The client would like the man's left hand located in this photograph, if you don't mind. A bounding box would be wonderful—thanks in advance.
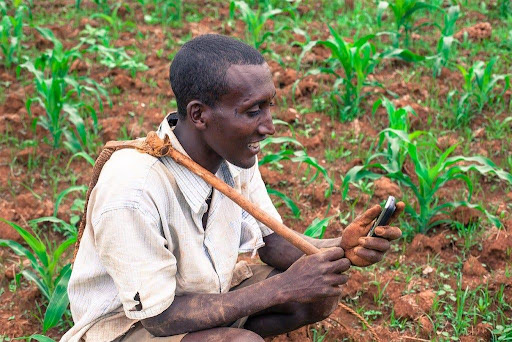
[340,201,404,267]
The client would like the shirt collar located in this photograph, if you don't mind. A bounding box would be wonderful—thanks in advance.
[156,112,240,213]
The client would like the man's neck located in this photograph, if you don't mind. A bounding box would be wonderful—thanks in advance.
[173,120,223,174]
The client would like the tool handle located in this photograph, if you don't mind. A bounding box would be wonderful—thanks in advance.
[167,147,321,255]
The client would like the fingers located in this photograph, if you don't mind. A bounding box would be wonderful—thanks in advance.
[389,201,405,224]
[374,226,402,240]
[330,257,351,273]
[319,247,344,261]
[345,250,372,267]
[325,273,349,287]
[357,237,390,252]
[352,204,382,228]
[354,246,384,264]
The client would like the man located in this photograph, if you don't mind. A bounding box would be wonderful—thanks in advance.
[62,34,403,342]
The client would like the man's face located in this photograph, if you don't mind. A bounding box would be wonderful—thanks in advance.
[204,63,276,169]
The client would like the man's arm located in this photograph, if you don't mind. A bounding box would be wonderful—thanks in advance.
[258,233,341,271]
[141,248,350,336]
[259,202,404,270]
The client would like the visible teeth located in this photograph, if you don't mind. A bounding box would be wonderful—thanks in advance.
[248,142,260,149]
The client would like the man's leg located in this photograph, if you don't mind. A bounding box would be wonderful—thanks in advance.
[121,323,264,342]
[242,270,340,337]
[182,327,264,342]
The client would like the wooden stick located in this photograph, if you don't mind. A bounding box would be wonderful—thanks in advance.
[167,146,321,256]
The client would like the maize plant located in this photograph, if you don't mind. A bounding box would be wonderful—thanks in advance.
[0,3,26,68]
[80,24,148,78]
[229,0,285,50]
[142,0,183,27]
[260,123,334,218]
[377,0,440,47]
[0,218,75,333]
[448,57,510,126]
[432,5,460,78]
[343,99,512,235]
[23,27,110,153]
[300,26,424,121]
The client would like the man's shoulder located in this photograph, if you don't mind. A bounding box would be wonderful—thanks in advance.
[90,148,175,214]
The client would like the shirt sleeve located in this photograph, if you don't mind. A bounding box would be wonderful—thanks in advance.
[239,164,281,252]
[93,206,177,320]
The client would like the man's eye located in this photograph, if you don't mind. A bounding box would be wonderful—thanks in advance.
[247,110,261,117]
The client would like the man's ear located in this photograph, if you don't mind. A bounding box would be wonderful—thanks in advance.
[186,100,211,130]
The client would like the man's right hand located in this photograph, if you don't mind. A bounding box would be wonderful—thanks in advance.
[274,247,350,304]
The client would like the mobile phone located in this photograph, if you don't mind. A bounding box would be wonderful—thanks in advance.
[367,196,396,237]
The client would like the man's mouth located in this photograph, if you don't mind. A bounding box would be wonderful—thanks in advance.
[247,141,261,153]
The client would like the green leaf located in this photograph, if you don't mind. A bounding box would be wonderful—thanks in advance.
[68,151,95,167]
[22,269,50,300]
[0,238,39,270]
[29,334,56,342]
[304,217,332,239]
[266,187,300,218]
[0,218,49,267]
[43,264,72,333]
[53,185,87,217]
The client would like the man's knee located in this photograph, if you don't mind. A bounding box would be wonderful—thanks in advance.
[219,329,264,342]
[183,328,264,342]
[295,296,339,324]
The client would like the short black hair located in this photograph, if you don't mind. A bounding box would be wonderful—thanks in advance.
[169,34,265,118]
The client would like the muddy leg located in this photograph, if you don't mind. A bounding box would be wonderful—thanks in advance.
[182,327,264,342]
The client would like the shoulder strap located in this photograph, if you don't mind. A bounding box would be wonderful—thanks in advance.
[73,139,143,261]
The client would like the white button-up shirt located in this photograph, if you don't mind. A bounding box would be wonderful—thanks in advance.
[61,114,280,342]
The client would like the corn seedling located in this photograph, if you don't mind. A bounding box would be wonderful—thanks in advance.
[80,24,148,78]
[498,0,512,18]
[229,0,285,50]
[432,6,460,78]
[300,27,424,121]
[343,99,512,234]
[303,216,333,239]
[260,128,334,217]
[91,3,136,39]
[22,27,110,153]
[0,3,26,68]
[448,57,510,126]
[377,0,440,47]
[142,0,183,27]
[0,218,75,333]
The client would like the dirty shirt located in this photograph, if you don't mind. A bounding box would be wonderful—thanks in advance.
[60,113,281,342]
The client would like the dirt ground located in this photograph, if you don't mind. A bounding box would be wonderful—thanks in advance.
[0,0,511,341]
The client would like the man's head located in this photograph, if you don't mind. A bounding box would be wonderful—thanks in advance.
[170,34,265,118]
[169,34,276,170]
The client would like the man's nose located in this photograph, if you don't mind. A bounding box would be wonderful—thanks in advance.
[259,109,275,136]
